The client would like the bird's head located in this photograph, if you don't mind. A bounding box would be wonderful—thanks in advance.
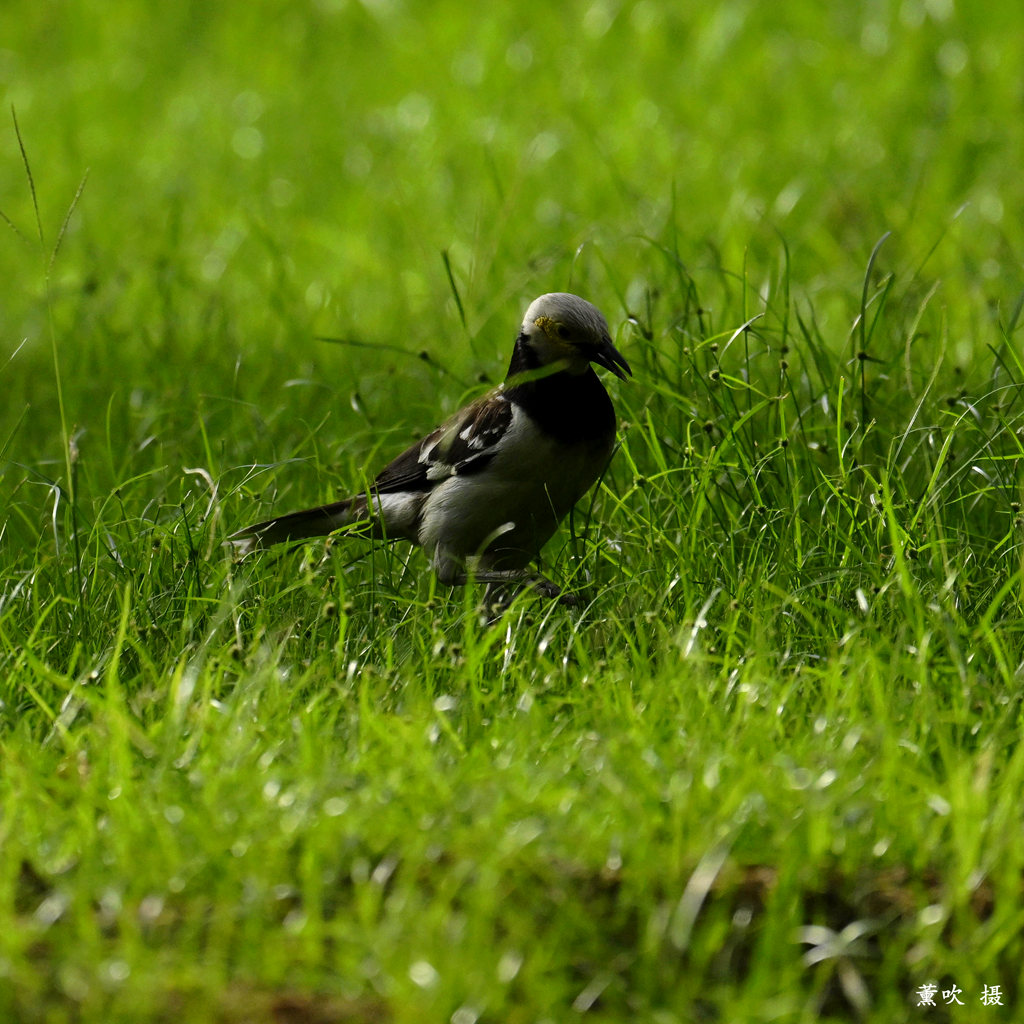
[518,293,632,381]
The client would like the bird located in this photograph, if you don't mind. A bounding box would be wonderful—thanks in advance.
[229,292,631,601]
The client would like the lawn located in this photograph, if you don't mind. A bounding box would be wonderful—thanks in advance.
[1,2,1023,1021]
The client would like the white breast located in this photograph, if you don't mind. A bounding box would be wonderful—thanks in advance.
[416,404,611,582]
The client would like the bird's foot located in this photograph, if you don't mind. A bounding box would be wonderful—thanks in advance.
[458,569,576,609]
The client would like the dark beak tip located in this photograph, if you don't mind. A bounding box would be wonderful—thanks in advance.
[595,337,631,380]
[610,349,632,381]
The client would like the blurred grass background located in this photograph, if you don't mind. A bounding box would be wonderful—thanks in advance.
[3,0,1021,536]
[2,1,1024,1022]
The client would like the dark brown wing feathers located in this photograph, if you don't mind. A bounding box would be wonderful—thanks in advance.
[372,392,513,493]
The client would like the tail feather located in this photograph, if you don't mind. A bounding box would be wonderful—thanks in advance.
[228,496,364,555]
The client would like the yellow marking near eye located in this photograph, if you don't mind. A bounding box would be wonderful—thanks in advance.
[533,315,574,352]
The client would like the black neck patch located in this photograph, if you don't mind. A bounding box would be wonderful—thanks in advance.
[503,333,616,445]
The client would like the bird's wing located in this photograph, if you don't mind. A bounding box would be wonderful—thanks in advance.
[372,390,513,494]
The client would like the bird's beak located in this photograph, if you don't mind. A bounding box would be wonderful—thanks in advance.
[590,335,632,381]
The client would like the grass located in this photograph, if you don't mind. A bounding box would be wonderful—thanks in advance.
[2,1,1024,1021]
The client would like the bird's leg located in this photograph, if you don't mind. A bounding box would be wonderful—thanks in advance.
[454,568,558,596]
[452,568,577,605]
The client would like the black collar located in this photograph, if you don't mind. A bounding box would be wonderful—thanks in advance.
[502,333,616,445]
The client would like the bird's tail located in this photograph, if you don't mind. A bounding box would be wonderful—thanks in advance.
[228,496,366,556]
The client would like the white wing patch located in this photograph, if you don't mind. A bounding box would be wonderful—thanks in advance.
[418,394,513,479]
[425,461,457,482]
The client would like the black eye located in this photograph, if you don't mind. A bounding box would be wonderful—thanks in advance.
[556,325,571,340]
